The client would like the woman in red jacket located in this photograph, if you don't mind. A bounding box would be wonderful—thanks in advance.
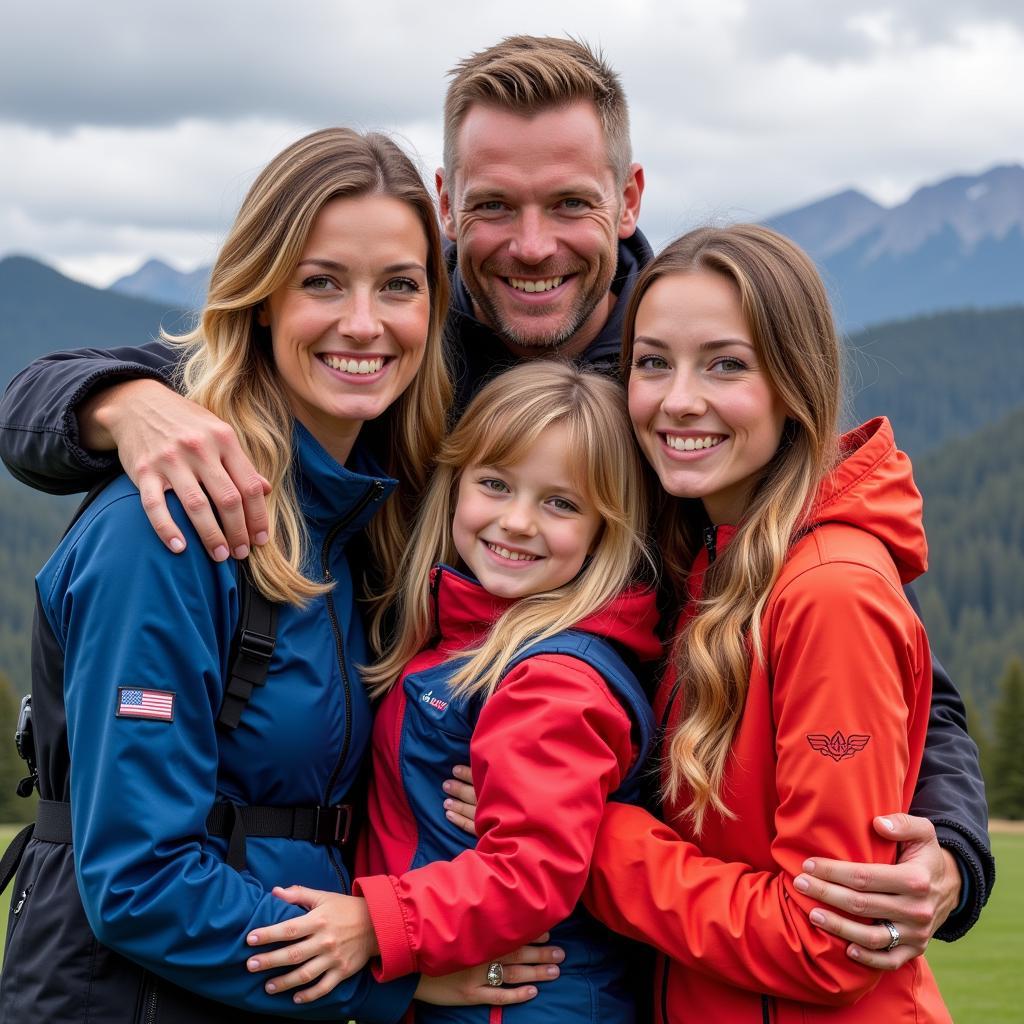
[584,224,951,1022]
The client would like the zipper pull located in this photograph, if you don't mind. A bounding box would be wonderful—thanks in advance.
[13,883,32,915]
[702,524,718,563]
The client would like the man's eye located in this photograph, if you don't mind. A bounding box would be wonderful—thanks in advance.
[561,198,589,211]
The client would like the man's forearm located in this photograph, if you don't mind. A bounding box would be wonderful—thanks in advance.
[0,341,176,493]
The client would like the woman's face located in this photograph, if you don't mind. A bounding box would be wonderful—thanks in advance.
[259,194,431,464]
[627,270,789,525]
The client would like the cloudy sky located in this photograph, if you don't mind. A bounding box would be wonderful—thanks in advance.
[3,0,1022,286]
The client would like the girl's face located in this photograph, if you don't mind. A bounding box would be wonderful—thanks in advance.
[452,422,603,600]
[628,270,789,525]
[259,194,431,464]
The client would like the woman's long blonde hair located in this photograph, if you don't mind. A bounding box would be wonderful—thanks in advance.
[365,361,651,699]
[171,128,451,606]
[621,225,842,833]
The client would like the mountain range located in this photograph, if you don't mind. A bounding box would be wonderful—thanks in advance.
[99,163,1024,330]
[764,164,1024,329]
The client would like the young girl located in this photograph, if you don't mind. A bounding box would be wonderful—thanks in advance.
[247,360,661,1021]
[583,224,951,1022]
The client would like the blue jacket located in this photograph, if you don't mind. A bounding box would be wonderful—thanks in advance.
[0,422,416,1022]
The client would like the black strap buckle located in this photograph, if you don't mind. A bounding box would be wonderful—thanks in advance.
[312,805,353,846]
[239,628,276,661]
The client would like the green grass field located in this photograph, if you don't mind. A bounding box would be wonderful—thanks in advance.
[0,824,1020,1019]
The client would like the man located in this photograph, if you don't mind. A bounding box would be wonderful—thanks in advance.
[0,34,992,970]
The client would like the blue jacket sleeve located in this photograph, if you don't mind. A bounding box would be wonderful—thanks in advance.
[904,583,995,939]
[40,487,414,1022]
[0,341,177,493]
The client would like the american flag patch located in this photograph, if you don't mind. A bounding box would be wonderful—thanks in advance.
[116,687,175,722]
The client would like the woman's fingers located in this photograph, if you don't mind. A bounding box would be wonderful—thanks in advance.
[497,963,561,985]
[246,914,315,949]
[498,942,564,966]
[262,955,340,1000]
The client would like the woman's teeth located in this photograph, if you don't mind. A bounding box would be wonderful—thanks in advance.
[321,355,384,374]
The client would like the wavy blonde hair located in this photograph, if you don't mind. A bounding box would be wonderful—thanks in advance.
[171,128,451,606]
[365,361,651,699]
[621,225,842,833]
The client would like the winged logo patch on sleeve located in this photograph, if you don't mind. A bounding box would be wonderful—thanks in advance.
[806,731,870,762]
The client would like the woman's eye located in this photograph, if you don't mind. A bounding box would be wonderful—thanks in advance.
[383,277,420,293]
[303,275,335,291]
[634,354,669,370]
[713,357,747,372]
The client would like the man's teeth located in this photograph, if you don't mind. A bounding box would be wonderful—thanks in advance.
[664,435,724,451]
[487,542,539,562]
[321,355,384,375]
[507,276,564,293]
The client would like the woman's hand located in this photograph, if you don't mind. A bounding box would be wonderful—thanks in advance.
[415,936,564,1006]
[442,763,478,836]
[245,886,379,1004]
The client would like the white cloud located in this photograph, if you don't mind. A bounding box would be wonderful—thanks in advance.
[1,2,1022,283]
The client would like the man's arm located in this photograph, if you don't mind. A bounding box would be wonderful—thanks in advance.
[0,342,269,559]
[800,589,995,965]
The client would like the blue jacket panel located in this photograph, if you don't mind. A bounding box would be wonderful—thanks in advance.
[6,422,415,1022]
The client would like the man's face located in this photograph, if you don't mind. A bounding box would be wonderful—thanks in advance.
[438,101,642,357]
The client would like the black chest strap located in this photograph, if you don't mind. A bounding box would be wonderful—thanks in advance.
[218,564,279,731]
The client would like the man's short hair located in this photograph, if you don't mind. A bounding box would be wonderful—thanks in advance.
[443,35,632,186]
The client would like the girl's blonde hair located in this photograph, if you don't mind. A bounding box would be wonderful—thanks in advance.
[621,224,842,833]
[365,361,651,698]
[172,128,451,606]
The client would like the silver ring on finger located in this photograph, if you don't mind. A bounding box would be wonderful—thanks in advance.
[882,919,901,952]
[486,961,504,987]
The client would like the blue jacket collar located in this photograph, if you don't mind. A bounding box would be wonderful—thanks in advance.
[291,420,396,539]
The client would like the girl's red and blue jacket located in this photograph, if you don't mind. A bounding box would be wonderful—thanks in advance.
[354,565,662,1023]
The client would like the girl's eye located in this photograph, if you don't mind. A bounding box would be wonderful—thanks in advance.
[634,353,669,371]
[383,277,420,293]
[480,478,509,493]
[548,496,580,513]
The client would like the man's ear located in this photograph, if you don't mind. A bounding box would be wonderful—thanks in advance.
[617,162,645,239]
[436,168,458,243]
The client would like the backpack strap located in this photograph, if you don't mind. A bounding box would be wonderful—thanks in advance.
[217,564,279,731]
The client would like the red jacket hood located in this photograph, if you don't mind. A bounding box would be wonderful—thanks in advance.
[428,564,662,663]
[807,417,927,584]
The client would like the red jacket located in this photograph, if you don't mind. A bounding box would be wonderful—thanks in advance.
[585,419,951,1023]
[355,568,661,984]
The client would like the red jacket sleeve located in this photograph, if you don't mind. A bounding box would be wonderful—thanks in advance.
[584,560,931,1005]
[355,654,635,980]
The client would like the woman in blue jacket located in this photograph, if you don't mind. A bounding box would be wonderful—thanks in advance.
[0,128,553,1023]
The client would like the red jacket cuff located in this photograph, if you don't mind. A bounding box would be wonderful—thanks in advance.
[353,873,417,981]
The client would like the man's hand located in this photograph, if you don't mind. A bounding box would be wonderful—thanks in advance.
[81,379,270,560]
[796,813,961,969]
